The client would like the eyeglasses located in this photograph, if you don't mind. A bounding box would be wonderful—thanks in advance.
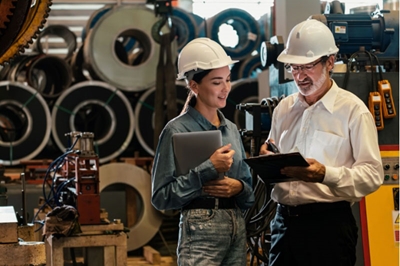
[285,58,324,74]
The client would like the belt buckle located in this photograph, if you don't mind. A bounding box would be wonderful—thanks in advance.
[287,205,298,217]
[215,198,219,210]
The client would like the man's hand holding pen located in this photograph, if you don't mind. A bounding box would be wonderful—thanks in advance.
[260,139,279,155]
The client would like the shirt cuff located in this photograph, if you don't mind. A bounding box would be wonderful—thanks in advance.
[197,160,219,183]
[322,165,340,186]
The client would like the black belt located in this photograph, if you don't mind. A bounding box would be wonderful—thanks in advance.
[277,201,350,217]
[182,197,236,210]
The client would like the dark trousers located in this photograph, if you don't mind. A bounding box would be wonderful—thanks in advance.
[269,202,358,266]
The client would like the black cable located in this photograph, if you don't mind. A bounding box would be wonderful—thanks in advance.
[367,51,384,81]
[244,95,287,263]
[343,50,376,92]
[32,137,81,225]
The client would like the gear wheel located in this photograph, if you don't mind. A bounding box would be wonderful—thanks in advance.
[0,0,17,32]
[0,0,52,65]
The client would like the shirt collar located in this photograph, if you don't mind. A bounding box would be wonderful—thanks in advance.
[186,106,229,130]
[318,79,338,114]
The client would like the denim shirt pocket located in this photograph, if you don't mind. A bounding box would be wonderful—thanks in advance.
[309,130,345,165]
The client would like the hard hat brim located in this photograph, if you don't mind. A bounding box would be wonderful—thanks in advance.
[176,59,239,80]
[277,51,322,65]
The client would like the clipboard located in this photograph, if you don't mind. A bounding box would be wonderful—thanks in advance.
[244,152,309,183]
[172,130,222,175]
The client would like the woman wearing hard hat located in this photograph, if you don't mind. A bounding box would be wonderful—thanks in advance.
[151,37,255,266]
[260,19,383,266]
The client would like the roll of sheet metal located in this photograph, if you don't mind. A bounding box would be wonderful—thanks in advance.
[82,5,137,54]
[135,81,188,156]
[99,163,163,251]
[82,5,112,43]
[69,45,88,84]
[51,81,135,163]
[27,55,72,100]
[172,7,198,51]
[5,54,39,82]
[257,12,271,44]
[205,8,260,60]
[0,81,51,165]
[83,5,160,92]
[33,24,77,62]
[192,12,206,37]
[231,54,262,81]
[6,54,72,100]
[221,78,259,130]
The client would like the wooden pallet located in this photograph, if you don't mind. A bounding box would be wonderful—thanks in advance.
[127,246,176,266]
[127,256,176,266]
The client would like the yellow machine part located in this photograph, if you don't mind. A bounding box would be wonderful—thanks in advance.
[364,150,399,266]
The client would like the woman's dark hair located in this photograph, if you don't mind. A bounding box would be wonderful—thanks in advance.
[180,69,212,114]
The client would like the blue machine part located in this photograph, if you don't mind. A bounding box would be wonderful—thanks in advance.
[313,10,399,59]
[260,113,272,132]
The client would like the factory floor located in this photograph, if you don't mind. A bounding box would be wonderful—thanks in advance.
[2,167,260,266]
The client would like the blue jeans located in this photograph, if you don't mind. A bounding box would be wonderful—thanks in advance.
[177,207,247,266]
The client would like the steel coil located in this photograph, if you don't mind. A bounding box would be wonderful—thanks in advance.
[192,12,206,37]
[81,5,112,43]
[99,163,163,251]
[0,81,51,165]
[205,8,261,60]
[6,54,72,100]
[172,7,198,51]
[231,54,262,80]
[135,82,188,156]
[83,5,161,92]
[51,81,135,163]
[33,24,77,62]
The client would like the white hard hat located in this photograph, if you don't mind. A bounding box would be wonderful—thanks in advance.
[277,19,339,65]
[176,37,238,80]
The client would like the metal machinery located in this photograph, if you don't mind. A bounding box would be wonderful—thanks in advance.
[261,9,399,82]
[246,4,399,266]
[40,131,101,225]
[59,131,101,225]
[0,0,52,65]
[360,146,399,266]
[316,10,399,266]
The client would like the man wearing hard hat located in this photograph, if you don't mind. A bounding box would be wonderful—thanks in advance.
[260,19,383,266]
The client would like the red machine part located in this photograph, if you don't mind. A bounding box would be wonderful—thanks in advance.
[62,154,101,225]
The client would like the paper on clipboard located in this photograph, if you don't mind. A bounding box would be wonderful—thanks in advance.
[244,152,309,183]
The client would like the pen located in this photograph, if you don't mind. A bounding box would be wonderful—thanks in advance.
[267,141,280,154]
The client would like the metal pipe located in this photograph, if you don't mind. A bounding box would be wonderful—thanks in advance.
[21,172,27,225]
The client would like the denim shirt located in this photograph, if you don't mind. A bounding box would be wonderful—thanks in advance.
[151,106,255,211]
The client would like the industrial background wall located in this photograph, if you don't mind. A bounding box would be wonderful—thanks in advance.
[0,0,398,164]
[0,0,398,265]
